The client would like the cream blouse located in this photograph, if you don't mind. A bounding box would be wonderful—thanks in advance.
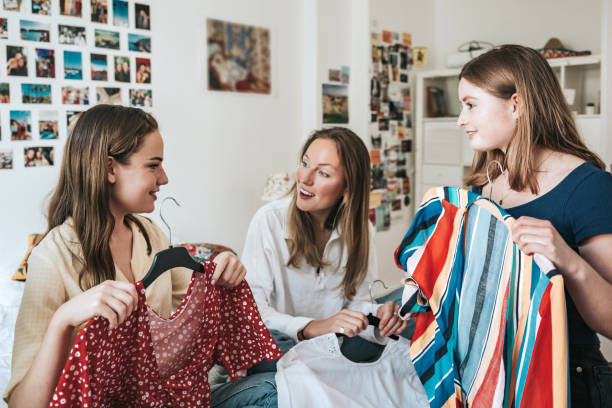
[4,215,192,401]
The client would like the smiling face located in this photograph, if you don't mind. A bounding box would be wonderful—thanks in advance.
[108,130,168,216]
[457,78,518,153]
[296,138,346,223]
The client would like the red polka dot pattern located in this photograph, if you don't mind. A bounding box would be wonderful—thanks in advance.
[49,260,282,407]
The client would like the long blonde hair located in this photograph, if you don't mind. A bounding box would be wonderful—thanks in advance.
[46,105,158,290]
[461,44,604,193]
[286,127,371,300]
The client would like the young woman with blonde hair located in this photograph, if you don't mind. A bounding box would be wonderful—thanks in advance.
[211,127,407,407]
[5,105,246,407]
[458,44,612,406]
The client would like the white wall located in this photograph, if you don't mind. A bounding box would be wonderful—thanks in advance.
[431,0,602,69]
[149,0,305,250]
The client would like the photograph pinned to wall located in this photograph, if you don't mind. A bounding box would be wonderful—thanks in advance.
[114,56,130,82]
[341,66,350,84]
[91,0,108,23]
[90,53,107,80]
[94,28,119,49]
[135,57,150,83]
[20,20,50,42]
[0,18,6,39]
[0,150,13,169]
[39,111,58,139]
[370,149,381,165]
[382,30,392,44]
[371,133,381,149]
[7,45,28,76]
[58,24,86,46]
[22,83,51,104]
[96,87,121,104]
[328,69,340,82]
[413,47,427,66]
[0,83,10,102]
[66,110,82,130]
[35,48,55,78]
[32,0,51,15]
[113,0,129,28]
[402,32,412,48]
[61,86,89,105]
[64,50,83,80]
[128,33,151,53]
[3,0,21,11]
[24,146,54,167]
[129,88,151,107]
[60,0,82,17]
[10,110,32,141]
[206,18,271,94]
[134,3,150,30]
[322,83,348,124]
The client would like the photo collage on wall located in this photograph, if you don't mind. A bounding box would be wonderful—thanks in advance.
[368,30,414,232]
[0,0,152,170]
[322,65,349,124]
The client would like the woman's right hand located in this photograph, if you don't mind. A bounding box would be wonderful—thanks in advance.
[302,309,369,339]
[54,280,139,331]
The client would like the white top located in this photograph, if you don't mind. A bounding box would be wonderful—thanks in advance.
[275,333,429,408]
[243,196,382,343]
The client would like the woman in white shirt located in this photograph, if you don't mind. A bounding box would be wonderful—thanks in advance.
[211,127,407,408]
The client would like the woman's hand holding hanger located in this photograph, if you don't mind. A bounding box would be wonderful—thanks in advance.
[302,309,369,339]
[211,251,247,288]
[376,301,407,337]
[511,216,575,268]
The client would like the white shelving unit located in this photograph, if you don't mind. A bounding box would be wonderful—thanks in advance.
[413,55,604,205]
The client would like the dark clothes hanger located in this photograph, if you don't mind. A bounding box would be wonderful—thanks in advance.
[141,197,205,289]
[142,246,204,288]
[336,279,399,340]
[335,315,399,341]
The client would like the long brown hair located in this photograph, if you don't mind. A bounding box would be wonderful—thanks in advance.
[461,44,604,193]
[286,127,371,300]
[46,104,158,290]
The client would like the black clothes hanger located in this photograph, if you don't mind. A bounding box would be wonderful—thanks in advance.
[336,280,399,340]
[141,197,205,289]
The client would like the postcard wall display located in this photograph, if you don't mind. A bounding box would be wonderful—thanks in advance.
[0,0,154,170]
[206,18,271,94]
[368,30,414,231]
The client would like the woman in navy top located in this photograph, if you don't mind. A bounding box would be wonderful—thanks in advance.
[458,45,612,407]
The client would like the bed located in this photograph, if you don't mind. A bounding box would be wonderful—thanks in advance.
[0,264,25,408]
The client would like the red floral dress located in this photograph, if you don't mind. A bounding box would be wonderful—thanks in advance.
[49,260,282,407]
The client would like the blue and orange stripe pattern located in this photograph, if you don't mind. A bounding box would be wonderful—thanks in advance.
[396,187,568,408]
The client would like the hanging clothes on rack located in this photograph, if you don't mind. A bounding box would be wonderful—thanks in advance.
[275,333,429,408]
[396,187,568,408]
[49,259,282,408]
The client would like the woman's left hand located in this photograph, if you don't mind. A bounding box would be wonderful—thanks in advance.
[211,251,247,288]
[511,216,574,267]
[376,301,407,337]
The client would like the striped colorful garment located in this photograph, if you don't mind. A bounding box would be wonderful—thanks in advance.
[396,187,568,408]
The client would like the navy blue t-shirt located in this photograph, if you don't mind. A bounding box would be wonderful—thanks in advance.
[474,162,612,345]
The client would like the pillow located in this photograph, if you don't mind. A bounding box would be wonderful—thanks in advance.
[12,233,44,281]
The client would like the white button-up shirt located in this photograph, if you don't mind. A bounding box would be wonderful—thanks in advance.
[243,197,383,343]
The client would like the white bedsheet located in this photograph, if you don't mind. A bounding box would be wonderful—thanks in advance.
[0,277,25,408]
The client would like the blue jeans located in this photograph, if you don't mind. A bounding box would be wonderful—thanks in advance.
[210,287,411,408]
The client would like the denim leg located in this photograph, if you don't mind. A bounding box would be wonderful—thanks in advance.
[211,372,278,408]
[210,330,294,408]
[247,330,296,375]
